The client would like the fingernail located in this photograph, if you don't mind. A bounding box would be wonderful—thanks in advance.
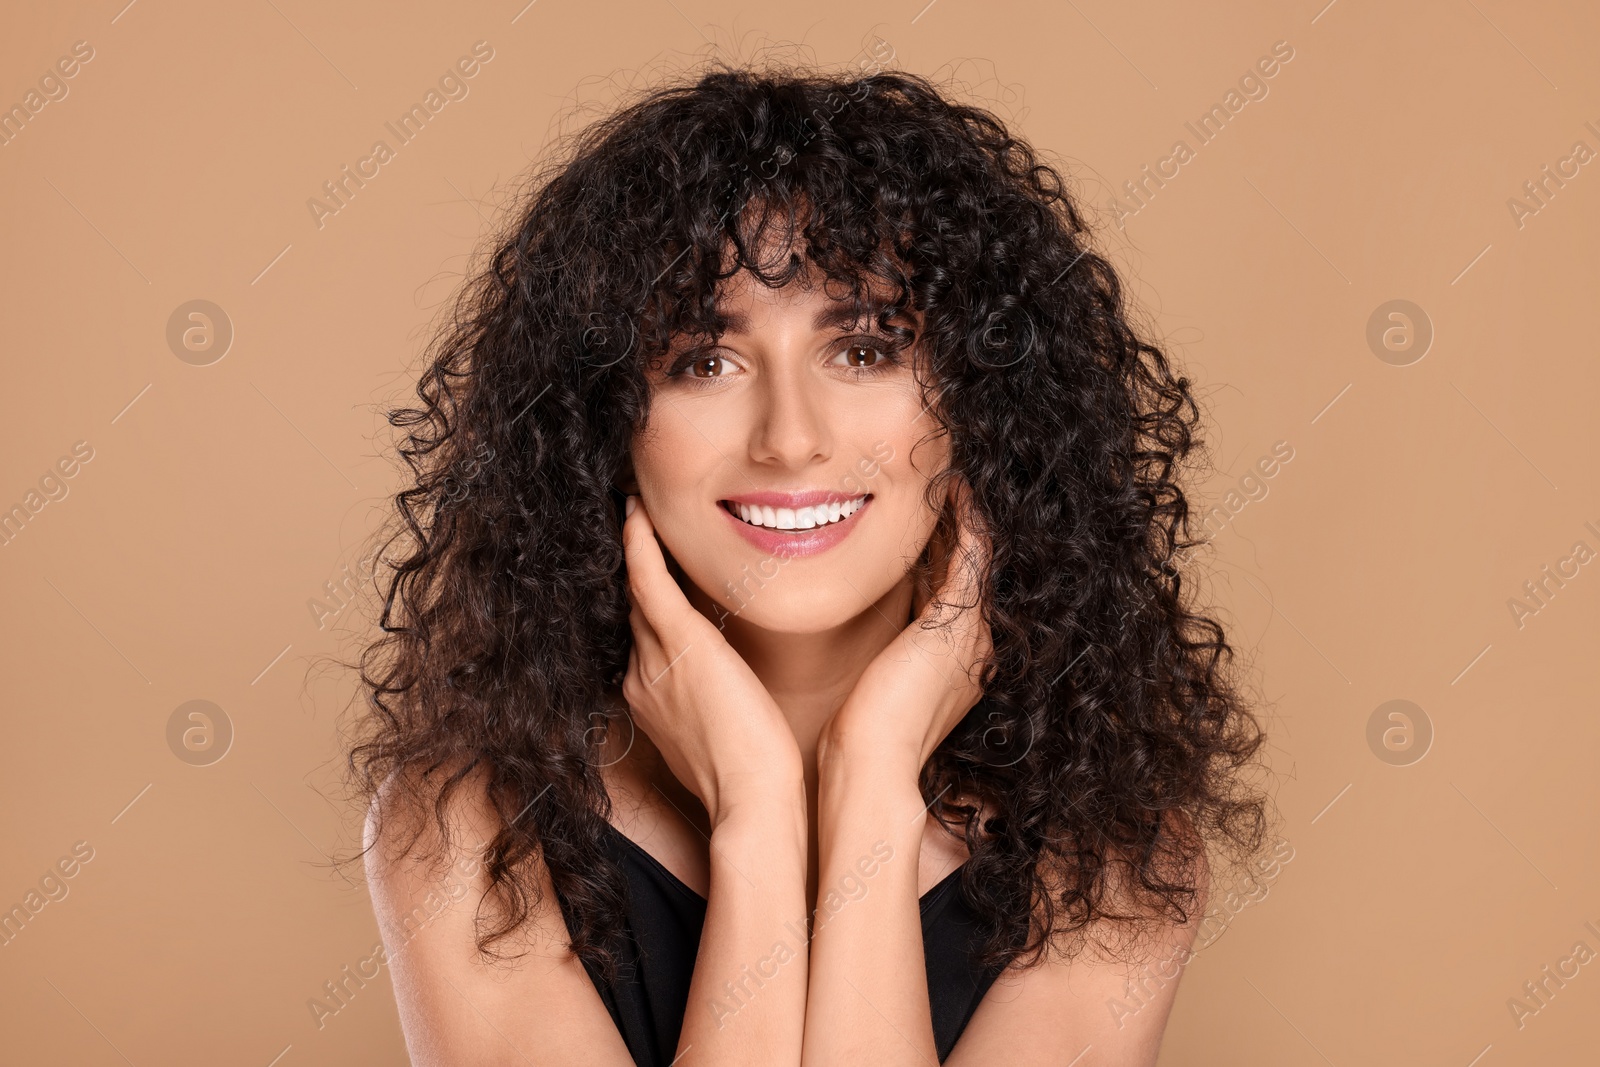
[625,495,637,517]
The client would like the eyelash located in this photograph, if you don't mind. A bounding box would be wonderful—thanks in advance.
[663,337,906,387]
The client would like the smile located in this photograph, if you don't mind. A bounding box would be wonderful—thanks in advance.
[716,493,873,558]
[720,495,868,530]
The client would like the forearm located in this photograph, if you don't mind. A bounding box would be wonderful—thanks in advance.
[675,781,810,1067]
[801,737,934,1066]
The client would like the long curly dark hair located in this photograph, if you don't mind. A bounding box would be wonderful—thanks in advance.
[344,54,1273,985]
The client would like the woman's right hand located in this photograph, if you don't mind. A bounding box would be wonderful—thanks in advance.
[619,493,804,826]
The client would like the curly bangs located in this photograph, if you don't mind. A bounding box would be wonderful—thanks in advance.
[345,56,1273,982]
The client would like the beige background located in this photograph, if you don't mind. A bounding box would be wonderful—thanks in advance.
[2,0,1597,1063]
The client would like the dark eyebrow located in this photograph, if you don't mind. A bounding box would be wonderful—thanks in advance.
[716,301,895,335]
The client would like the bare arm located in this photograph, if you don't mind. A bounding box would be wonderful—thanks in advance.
[367,767,812,1067]
[669,780,810,1066]
[615,491,813,1064]
[943,847,1207,1066]
[801,736,936,1065]
[802,476,993,1064]
[801,736,1207,1067]
[364,771,636,1067]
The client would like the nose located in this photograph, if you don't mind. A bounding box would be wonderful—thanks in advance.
[748,363,830,469]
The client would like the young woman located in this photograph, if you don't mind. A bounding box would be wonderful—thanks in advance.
[348,61,1271,1067]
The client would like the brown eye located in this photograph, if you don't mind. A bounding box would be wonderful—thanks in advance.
[842,344,881,368]
[665,351,730,380]
[834,338,903,374]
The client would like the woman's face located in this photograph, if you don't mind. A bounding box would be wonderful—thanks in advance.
[628,265,950,635]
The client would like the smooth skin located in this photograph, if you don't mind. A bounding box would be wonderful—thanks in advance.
[366,259,1203,1065]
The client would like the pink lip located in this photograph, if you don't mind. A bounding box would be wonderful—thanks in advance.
[719,495,872,558]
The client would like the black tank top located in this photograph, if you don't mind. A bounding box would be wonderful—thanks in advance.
[577,819,1008,1065]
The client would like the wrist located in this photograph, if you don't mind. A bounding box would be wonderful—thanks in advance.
[706,765,807,831]
[709,787,809,870]
[818,746,926,828]
[819,711,923,788]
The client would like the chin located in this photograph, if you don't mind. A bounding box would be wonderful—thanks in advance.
[680,548,908,636]
[718,582,875,635]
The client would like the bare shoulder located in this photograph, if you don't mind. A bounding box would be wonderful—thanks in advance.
[363,763,635,1067]
[362,762,513,942]
[943,827,1211,1067]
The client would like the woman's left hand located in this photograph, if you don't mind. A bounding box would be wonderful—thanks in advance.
[822,475,994,780]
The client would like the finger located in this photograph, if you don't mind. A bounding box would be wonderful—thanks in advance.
[628,594,666,669]
[623,641,639,693]
[622,641,640,703]
[626,498,720,665]
[622,641,656,720]
[622,520,688,690]
[621,495,685,630]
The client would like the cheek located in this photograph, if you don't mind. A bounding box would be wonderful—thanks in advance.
[629,417,736,559]
[884,426,950,517]
[630,406,709,495]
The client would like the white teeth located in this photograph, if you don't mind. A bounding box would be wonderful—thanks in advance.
[732,496,867,530]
